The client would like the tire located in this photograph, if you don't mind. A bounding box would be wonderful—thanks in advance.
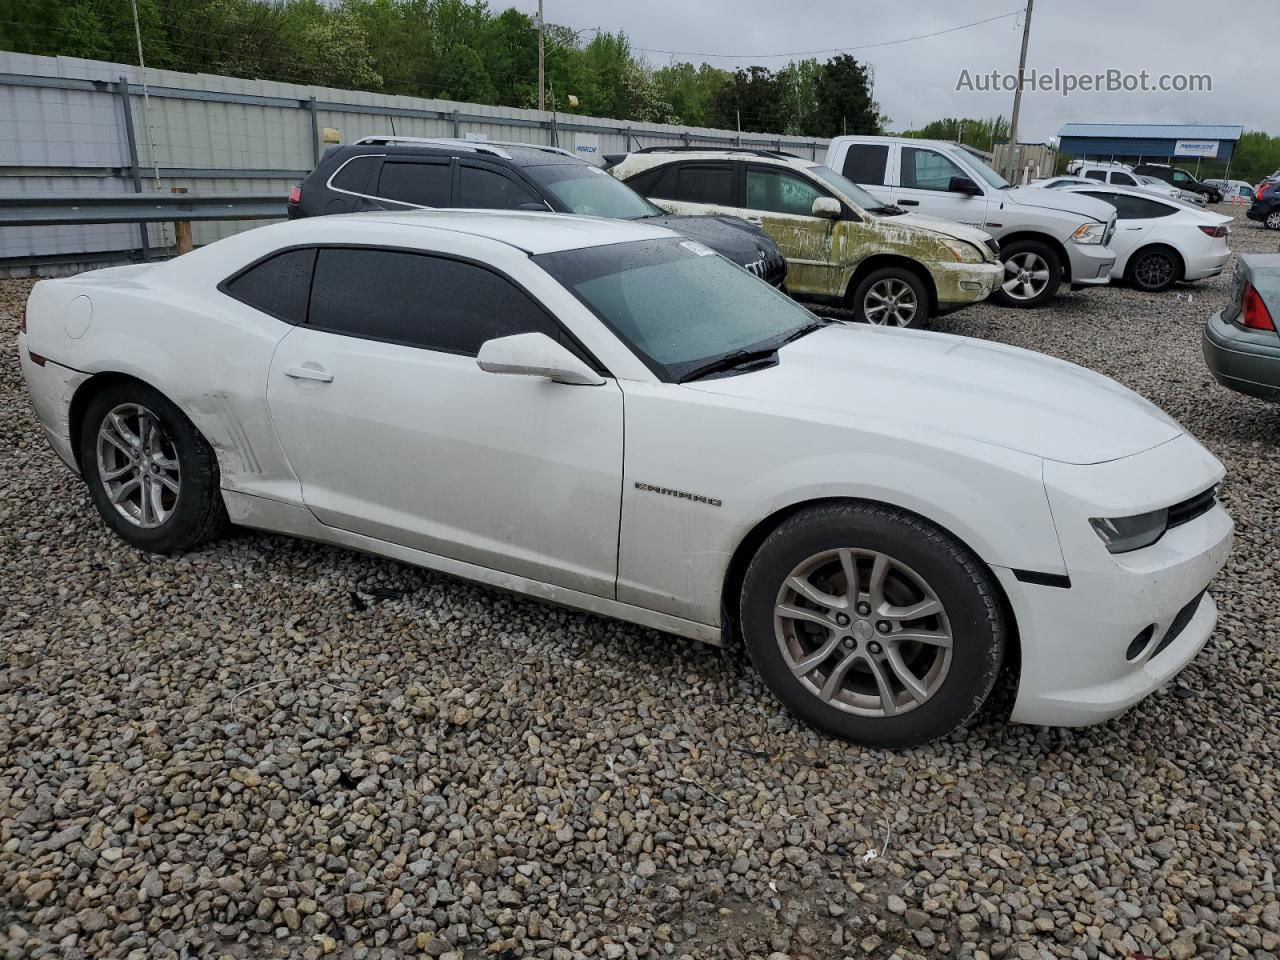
[991,239,1062,309]
[738,502,1006,747]
[1265,211,1280,231]
[1127,246,1181,292]
[850,267,929,328]
[79,381,228,553]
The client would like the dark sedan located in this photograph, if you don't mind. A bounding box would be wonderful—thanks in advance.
[1204,254,1280,401]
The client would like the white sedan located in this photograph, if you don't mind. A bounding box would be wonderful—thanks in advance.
[1059,183,1232,291]
[19,211,1232,746]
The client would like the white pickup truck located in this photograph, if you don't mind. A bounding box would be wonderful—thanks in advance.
[825,136,1119,308]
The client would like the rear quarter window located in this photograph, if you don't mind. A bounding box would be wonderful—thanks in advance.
[840,144,889,186]
[221,248,316,323]
[329,155,381,194]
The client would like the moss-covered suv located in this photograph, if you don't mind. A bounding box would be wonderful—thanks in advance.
[606,148,1003,328]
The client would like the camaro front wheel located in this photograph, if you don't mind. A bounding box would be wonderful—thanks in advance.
[738,502,1007,747]
[80,381,228,553]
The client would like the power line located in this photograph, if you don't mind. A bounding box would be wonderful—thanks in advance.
[630,10,1021,60]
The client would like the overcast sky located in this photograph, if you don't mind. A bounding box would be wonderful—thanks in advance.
[501,0,1275,139]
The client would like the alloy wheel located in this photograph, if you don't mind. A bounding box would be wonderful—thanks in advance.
[863,277,918,326]
[96,403,181,528]
[1001,252,1051,301]
[1267,211,1280,230]
[773,548,953,717]
[1134,251,1176,289]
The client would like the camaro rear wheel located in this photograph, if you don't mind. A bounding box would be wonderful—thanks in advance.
[80,382,228,553]
[992,240,1061,309]
[738,502,1006,747]
[1128,247,1180,292]
[851,268,928,328]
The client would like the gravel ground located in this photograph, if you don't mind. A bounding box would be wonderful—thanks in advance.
[1,208,1278,960]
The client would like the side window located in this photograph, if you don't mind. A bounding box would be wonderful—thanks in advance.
[376,160,452,207]
[622,166,663,195]
[222,248,315,324]
[458,165,544,209]
[1171,170,1190,183]
[901,147,968,191]
[651,163,735,205]
[745,166,825,217]
[308,248,559,355]
[1084,169,1106,181]
[330,156,381,194]
[841,144,889,185]
[1083,192,1167,220]
[1110,172,1137,186]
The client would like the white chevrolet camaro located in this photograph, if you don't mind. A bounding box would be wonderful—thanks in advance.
[20,211,1233,746]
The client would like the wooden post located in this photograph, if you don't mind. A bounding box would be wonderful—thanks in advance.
[171,186,192,255]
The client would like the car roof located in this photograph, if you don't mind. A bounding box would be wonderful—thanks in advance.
[336,209,675,254]
[622,149,816,170]
[337,138,582,167]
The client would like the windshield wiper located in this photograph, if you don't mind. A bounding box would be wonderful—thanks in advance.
[679,348,780,383]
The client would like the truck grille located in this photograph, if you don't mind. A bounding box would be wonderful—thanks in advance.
[982,237,1000,257]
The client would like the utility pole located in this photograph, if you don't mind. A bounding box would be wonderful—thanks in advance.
[537,0,545,113]
[1005,0,1034,180]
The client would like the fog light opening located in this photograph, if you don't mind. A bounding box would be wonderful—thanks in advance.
[1126,624,1157,662]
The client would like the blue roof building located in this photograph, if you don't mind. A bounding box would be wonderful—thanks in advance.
[1056,122,1243,168]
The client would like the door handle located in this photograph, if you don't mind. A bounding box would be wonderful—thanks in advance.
[283,364,334,383]
[898,199,919,206]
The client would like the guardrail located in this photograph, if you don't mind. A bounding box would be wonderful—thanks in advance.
[0,194,285,227]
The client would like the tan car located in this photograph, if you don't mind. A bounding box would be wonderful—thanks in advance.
[606,148,1003,327]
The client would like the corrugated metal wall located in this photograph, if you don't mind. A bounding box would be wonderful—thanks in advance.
[0,52,831,271]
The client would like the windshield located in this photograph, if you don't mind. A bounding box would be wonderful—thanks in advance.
[535,237,819,382]
[805,164,885,211]
[955,150,1011,190]
[524,163,661,220]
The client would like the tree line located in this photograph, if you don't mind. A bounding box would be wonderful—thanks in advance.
[1,0,881,137]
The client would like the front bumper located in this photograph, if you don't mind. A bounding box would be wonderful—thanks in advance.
[931,260,1003,312]
[1064,241,1116,288]
[1203,308,1280,401]
[1001,434,1232,727]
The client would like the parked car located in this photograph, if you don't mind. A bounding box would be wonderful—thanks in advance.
[1138,175,1207,206]
[1133,163,1223,203]
[824,136,1118,309]
[1203,178,1257,203]
[1058,184,1232,291]
[288,136,788,286]
[1043,168,1199,205]
[604,147,1002,327]
[19,211,1232,746]
[1247,180,1280,230]
[1203,255,1280,401]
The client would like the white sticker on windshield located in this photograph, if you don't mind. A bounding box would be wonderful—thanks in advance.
[679,240,716,256]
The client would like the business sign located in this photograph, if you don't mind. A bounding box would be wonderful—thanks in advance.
[574,133,600,162]
[1173,139,1219,159]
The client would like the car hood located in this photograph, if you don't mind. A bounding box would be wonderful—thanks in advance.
[876,212,995,248]
[641,213,780,265]
[686,325,1182,465]
[1000,186,1118,222]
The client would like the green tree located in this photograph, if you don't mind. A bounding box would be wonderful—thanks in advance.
[707,66,787,133]
[810,55,880,138]
[653,62,731,127]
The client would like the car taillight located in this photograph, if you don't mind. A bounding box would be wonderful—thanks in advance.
[288,185,302,204]
[1242,282,1276,331]
[1198,225,1228,238]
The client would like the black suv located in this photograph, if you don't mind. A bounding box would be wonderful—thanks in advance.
[1247,179,1280,230]
[1133,163,1224,203]
[287,137,786,286]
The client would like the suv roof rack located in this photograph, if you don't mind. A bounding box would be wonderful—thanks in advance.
[354,136,580,161]
[628,145,802,160]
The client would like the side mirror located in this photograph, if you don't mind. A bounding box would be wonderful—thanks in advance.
[811,196,841,219]
[948,176,982,195]
[476,332,605,386]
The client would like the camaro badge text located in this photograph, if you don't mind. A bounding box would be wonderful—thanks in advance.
[634,481,722,507]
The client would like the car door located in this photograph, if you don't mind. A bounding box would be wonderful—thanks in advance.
[1077,190,1160,270]
[741,163,842,296]
[890,145,990,227]
[456,160,549,210]
[643,161,740,218]
[265,245,624,598]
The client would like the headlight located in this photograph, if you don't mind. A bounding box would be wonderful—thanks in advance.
[1070,222,1106,245]
[937,237,984,263]
[1089,509,1169,553]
